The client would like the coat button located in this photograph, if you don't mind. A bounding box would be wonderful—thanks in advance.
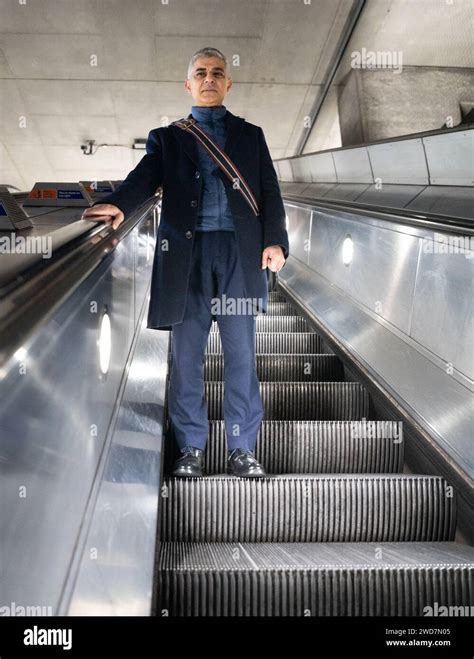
[185,230,193,239]
[190,200,198,207]
[195,171,200,179]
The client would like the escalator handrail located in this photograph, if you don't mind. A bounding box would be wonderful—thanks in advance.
[0,194,160,370]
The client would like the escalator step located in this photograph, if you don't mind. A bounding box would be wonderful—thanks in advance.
[268,291,287,302]
[160,475,455,543]
[210,315,310,333]
[205,382,369,420]
[164,420,404,474]
[202,354,344,381]
[156,541,474,616]
[261,302,298,316]
[206,331,322,354]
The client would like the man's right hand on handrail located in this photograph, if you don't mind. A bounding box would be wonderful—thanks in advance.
[81,203,125,230]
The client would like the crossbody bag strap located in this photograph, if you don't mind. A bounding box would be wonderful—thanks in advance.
[172,115,260,217]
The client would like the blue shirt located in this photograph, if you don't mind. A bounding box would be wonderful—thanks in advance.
[191,104,235,232]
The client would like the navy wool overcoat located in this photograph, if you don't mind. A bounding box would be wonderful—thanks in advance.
[93,110,290,330]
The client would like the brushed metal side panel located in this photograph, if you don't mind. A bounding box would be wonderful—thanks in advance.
[308,209,420,334]
[135,214,156,327]
[411,245,474,380]
[278,258,473,479]
[65,319,170,616]
[0,235,136,612]
[285,203,312,264]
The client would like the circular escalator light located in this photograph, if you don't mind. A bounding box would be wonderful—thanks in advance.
[99,311,112,375]
[342,235,353,266]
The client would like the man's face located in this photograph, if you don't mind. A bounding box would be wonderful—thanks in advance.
[185,56,232,106]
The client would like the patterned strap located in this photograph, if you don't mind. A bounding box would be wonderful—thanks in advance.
[172,115,260,217]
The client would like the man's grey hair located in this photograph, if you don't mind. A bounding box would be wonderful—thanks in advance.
[187,47,228,79]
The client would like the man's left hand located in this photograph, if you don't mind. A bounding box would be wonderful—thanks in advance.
[261,245,286,272]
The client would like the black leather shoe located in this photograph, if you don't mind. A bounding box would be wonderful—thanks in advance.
[227,449,266,478]
[172,446,204,477]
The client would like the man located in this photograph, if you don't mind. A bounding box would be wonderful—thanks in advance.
[82,47,289,478]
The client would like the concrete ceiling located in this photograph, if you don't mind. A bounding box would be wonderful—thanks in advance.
[0,0,355,191]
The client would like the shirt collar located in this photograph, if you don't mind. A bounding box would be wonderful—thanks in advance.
[191,104,227,122]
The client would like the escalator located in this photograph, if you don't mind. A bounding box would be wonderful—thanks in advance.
[154,289,473,616]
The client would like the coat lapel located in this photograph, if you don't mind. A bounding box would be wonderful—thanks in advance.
[169,109,245,169]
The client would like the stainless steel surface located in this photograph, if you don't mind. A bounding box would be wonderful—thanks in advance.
[0,220,96,287]
[161,475,455,542]
[0,199,158,369]
[207,331,322,354]
[411,244,474,380]
[23,208,86,225]
[265,301,299,315]
[308,207,421,335]
[135,213,156,327]
[0,209,163,615]
[166,419,404,475]
[248,314,311,332]
[285,203,312,264]
[279,257,473,479]
[205,381,369,420]
[158,541,474,616]
[156,285,472,617]
[65,315,169,616]
[281,201,473,387]
[203,354,343,382]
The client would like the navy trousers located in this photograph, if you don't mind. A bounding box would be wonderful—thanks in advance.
[168,230,264,452]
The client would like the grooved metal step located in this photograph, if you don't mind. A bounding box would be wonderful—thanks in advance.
[160,475,455,543]
[156,541,474,616]
[164,420,404,474]
[211,315,311,333]
[205,381,369,420]
[268,291,287,303]
[259,302,298,315]
[206,331,322,354]
[202,354,344,381]
[157,283,470,617]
